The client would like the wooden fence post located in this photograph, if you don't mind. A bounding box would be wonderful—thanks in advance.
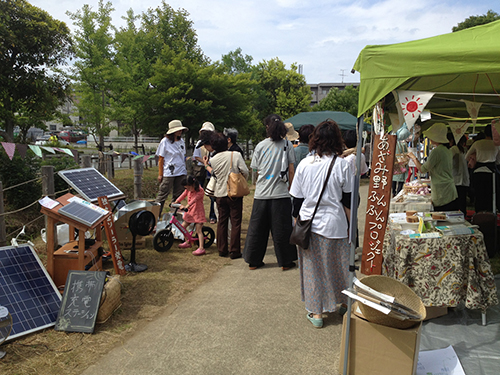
[82,154,92,168]
[133,159,143,199]
[0,181,6,246]
[106,154,114,179]
[42,166,55,198]
[41,165,56,245]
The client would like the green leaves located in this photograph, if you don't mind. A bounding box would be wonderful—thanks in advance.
[0,0,73,142]
[452,10,500,32]
[313,85,359,117]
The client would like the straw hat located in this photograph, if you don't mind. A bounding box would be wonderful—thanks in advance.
[424,123,448,144]
[199,121,215,133]
[285,122,299,141]
[166,120,188,135]
[356,275,426,329]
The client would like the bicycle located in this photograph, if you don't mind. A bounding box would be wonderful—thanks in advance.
[153,203,215,252]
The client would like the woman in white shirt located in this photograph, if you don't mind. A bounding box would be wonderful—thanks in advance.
[155,120,188,217]
[203,132,248,259]
[466,124,499,212]
[290,120,353,328]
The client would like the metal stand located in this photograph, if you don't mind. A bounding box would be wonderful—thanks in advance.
[342,115,364,375]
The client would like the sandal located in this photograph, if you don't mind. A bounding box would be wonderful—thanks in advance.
[307,313,323,328]
[210,218,217,224]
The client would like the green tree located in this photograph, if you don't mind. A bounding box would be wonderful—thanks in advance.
[111,9,152,153]
[0,0,74,142]
[147,50,258,144]
[452,10,500,32]
[253,58,311,121]
[221,48,254,75]
[68,0,117,148]
[312,85,359,117]
[140,1,207,65]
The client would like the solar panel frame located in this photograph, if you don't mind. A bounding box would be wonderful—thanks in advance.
[58,168,124,203]
[0,245,62,341]
[58,200,108,227]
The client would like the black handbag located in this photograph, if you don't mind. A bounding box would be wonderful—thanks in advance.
[289,156,336,249]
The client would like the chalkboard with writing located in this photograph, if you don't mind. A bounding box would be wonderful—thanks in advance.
[55,271,106,333]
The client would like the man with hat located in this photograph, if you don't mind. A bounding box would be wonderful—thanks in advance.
[408,123,458,211]
[155,119,189,217]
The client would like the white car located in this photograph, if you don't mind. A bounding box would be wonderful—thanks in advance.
[35,135,70,146]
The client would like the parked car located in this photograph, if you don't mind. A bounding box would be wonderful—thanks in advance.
[35,135,70,146]
[59,130,86,143]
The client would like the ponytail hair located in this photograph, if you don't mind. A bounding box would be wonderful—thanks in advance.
[264,114,286,141]
[181,175,200,191]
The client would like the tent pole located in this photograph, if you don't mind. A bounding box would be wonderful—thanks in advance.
[342,115,364,375]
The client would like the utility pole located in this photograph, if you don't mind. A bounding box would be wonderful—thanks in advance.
[340,69,348,83]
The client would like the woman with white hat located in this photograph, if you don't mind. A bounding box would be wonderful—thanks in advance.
[155,119,189,216]
[408,123,458,211]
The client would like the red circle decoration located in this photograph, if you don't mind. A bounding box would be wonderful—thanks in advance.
[406,101,419,112]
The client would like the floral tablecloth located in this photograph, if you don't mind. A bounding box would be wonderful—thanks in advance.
[383,228,498,311]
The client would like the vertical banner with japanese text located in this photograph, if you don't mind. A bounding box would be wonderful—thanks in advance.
[361,133,396,275]
[98,196,127,275]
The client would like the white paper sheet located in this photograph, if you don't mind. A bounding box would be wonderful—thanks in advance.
[417,345,466,375]
[38,196,60,209]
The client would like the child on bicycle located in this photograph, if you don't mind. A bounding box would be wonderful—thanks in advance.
[174,175,207,255]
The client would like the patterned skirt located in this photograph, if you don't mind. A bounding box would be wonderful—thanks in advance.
[298,232,350,314]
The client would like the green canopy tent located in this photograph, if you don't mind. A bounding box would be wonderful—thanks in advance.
[341,21,500,375]
[285,111,371,131]
[352,19,500,125]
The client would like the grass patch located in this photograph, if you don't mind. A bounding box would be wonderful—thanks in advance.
[0,166,255,375]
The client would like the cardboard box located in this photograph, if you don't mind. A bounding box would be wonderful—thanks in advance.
[339,312,422,375]
[424,306,448,321]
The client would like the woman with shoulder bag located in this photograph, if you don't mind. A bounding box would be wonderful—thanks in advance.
[289,120,353,328]
[203,132,248,259]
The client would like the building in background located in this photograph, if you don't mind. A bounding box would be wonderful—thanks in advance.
[308,82,359,106]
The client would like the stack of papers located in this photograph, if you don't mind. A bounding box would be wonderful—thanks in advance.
[435,224,474,236]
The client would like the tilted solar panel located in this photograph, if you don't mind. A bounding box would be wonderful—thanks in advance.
[58,168,124,203]
[58,200,108,227]
[0,245,62,341]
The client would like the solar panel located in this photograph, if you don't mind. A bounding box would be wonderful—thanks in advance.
[0,245,62,341]
[58,168,124,203]
[58,199,109,227]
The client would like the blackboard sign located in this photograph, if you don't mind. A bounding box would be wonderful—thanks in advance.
[55,271,106,333]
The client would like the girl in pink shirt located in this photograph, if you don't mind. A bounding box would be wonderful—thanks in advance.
[174,175,207,255]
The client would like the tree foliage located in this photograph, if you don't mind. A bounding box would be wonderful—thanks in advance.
[221,48,254,75]
[312,85,359,117]
[452,10,500,32]
[0,0,74,142]
[253,58,311,120]
[67,0,117,148]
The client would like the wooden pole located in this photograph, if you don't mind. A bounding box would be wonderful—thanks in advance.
[106,154,114,179]
[82,154,92,168]
[133,159,143,199]
[42,165,55,199]
[0,181,6,246]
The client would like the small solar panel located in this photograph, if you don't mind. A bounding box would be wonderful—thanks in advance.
[0,245,62,341]
[58,200,108,227]
[58,168,124,203]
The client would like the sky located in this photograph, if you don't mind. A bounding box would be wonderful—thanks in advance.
[30,0,499,84]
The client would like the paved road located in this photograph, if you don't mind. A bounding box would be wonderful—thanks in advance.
[83,184,369,375]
